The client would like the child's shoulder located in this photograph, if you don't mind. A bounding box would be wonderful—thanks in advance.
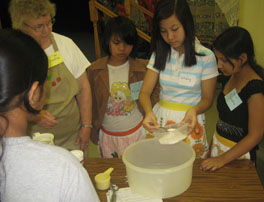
[131,57,149,67]
[128,57,149,72]
[89,56,109,69]
[136,58,149,65]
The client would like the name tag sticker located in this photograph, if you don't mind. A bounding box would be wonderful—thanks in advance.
[48,51,64,68]
[130,80,143,100]
[178,73,195,86]
[224,88,243,111]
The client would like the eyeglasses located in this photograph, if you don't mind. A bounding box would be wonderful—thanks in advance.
[23,17,55,32]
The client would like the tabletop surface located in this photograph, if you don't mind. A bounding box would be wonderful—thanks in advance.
[84,158,264,201]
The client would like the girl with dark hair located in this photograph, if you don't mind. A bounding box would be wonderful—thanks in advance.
[87,16,159,158]
[201,26,264,172]
[139,0,218,158]
[0,29,99,201]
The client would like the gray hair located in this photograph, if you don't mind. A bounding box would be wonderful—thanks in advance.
[9,0,56,29]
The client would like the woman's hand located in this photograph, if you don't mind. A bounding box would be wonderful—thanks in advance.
[181,107,197,132]
[33,110,58,128]
[75,127,91,152]
[143,111,160,132]
[200,156,226,171]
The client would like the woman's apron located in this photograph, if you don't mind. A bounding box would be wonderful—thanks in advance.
[153,99,209,159]
[28,34,81,150]
[210,131,250,159]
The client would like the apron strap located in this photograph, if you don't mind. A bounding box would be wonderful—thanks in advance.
[215,131,236,148]
[49,33,59,51]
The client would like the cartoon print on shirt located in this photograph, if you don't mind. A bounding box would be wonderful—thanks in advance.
[106,82,136,116]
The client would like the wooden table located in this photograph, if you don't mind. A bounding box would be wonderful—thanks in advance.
[84,158,264,201]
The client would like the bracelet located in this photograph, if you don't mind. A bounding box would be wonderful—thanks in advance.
[81,124,93,128]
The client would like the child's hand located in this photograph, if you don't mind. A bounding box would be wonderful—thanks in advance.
[143,111,159,132]
[181,107,197,132]
[200,156,226,172]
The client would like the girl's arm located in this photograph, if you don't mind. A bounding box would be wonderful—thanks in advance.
[139,69,160,132]
[182,77,217,130]
[201,93,264,171]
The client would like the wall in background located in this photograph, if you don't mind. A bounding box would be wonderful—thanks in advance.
[0,0,94,32]
[239,0,264,67]
[52,0,93,33]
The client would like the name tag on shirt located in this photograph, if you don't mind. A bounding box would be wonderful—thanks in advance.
[178,73,195,86]
[130,80,143,100]
[224,88,243,111]
[48,51,64,68]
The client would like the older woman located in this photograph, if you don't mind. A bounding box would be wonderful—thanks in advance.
[9,0,92,152]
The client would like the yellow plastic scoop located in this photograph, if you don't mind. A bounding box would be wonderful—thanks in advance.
[94,167,114,190]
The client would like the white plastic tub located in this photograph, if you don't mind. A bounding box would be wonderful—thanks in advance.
[122,138,195,199]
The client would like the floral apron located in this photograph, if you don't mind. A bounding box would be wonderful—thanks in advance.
[152,99,209,159]
[210,131,250,159]
[28,34,81,150]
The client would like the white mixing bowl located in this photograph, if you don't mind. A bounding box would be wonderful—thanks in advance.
[122,138,195,198]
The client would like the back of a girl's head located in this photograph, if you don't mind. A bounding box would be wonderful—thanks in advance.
[102,16,138,58]
[213,26,254,60]
[0,29,48,114]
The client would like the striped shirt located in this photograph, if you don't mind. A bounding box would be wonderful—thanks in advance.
[147,42,218,106]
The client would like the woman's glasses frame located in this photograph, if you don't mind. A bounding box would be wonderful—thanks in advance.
[23,17,55,32]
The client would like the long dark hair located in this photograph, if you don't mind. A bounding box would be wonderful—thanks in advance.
[0,29,48,135]
[151,0,198,71]
[102,16,138,58]
[213,26,264,79]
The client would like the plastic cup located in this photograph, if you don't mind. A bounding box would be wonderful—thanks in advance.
[70,150,84,163]
[32,132,54,145]
[94,167,114,190]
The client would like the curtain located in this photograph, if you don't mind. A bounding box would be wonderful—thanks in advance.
[187,0,239,47]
